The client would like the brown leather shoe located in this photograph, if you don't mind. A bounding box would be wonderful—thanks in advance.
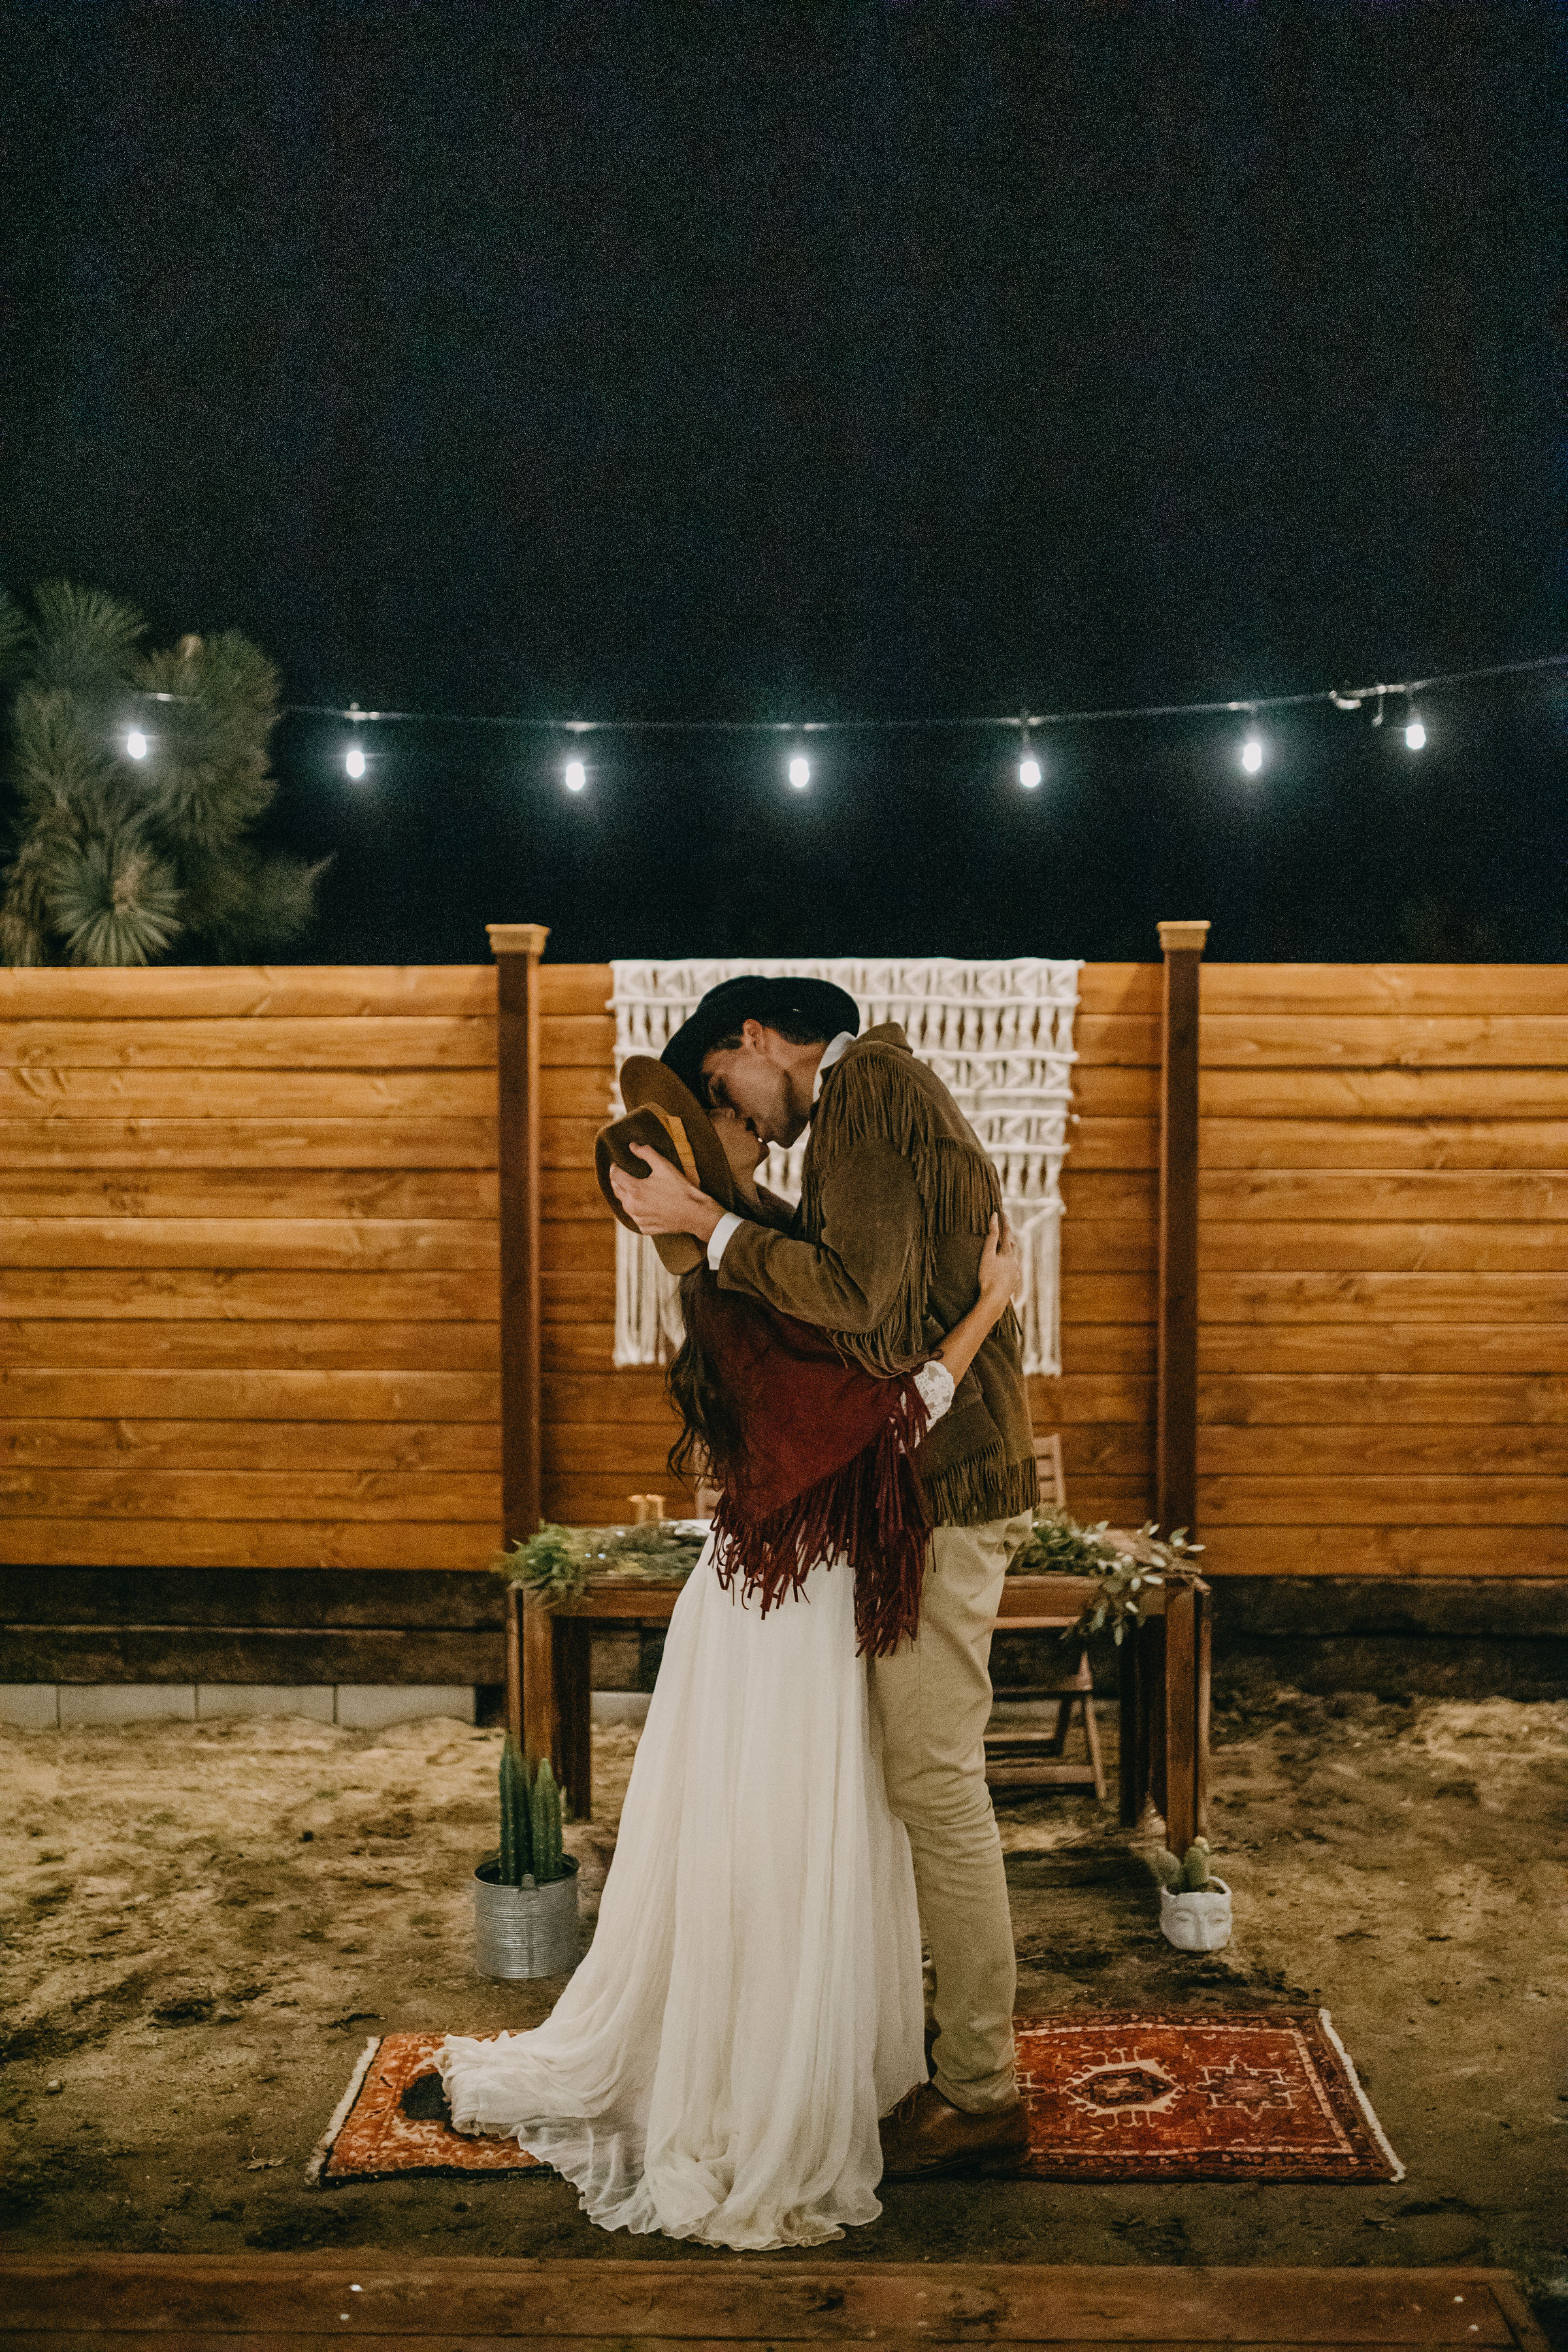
[879,2080,1030,2181]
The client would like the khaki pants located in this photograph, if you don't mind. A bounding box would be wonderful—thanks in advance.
[868,1510,1034,2114]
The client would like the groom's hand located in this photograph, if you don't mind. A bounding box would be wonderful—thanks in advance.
[609,1145,724,1244]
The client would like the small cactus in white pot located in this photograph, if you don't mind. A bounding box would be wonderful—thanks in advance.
[1156,1838,1232,1952]
[473,1737,580,1979]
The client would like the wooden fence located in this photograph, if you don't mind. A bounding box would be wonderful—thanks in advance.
[0,966,503,1578]
[3,947,1563,1618]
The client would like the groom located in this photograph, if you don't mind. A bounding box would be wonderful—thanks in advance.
[609,975,1037,2178]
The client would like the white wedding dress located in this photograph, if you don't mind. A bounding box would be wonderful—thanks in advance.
[438,1371,952,2251]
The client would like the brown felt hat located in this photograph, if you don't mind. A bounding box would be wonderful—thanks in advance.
[595,1056,738,1277]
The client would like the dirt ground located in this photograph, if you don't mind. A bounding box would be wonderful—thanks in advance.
[2,1686,1564,2340]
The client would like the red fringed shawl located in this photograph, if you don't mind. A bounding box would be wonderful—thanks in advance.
[684,1284,934,1658]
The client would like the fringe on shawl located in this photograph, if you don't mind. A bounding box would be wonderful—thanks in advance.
[709,1377,932,1658]
[799,1048,1005,1381]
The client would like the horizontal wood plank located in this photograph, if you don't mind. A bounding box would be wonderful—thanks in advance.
[0,1269,498,1320]
[1201,1118,1568,1171]
[0,1321,498,1373]
[0,1169,498,1220]
[1200,1170,1568,1221]
[1199,1068,1568,1118]
[1201,960,1567,1015]
[1198,1424,1568,1475]
[1,1419,500,1470]
[538,966,612,1017]
[1,1626,504,1684]
[540,1014,615,1065]
[1196,1475,1568,1525]
[0,1519,502,1569]
[0,1068,494,1118]
[0,1218,497,1271]
[0,1369,499,1420]
[0,2253,1534,2345]
[538,1165,1155,1222]
[1199,1326,1568,1375]
[1200,1523,1568,1576]
[539,1067,615,1118]
[1198,1373,1568,1426]
[1075,962,1162,1015]
[0,1468,501,1520]
[1201,1272,1568,1323]
[0,1117,497,1169]
[0,1016,497,1068]
[1201,1223,1568,1274]
[0,966,495,1018]
[1200,1013,1568,1066]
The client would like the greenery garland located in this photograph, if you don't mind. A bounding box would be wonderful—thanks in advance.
[495,1506,1201,1645]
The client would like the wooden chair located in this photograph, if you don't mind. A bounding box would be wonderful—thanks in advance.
[983,1435,1107,1799]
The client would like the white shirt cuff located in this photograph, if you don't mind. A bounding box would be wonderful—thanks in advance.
[706,1211,744,1271]
[912,1359,956,1427]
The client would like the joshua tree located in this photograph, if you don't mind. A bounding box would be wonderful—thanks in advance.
[0,580,326,966]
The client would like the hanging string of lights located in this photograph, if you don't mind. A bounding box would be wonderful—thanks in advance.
[129,649,1567,794]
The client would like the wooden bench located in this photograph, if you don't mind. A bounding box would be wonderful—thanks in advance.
[0,2254,1548,2348]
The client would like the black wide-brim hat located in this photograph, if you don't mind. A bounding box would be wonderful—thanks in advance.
[660,976,860,1103]
[594,1056,738,1277]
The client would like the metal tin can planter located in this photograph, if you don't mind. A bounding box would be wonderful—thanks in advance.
[474,1855,580,1980]
[1159,1873,1232,1953]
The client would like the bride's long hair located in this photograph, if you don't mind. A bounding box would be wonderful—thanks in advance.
[666,1266,747,1491]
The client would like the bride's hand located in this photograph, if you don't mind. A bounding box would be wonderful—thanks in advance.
[977,1212,1021,1318]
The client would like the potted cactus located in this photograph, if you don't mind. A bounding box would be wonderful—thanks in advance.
[472,1738,580,1980]
[1156,1837,1233,1953]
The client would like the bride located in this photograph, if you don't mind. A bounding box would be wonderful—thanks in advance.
[440,1064,1021,2251]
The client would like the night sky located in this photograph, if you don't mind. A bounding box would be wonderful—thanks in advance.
[5,2,1563,966]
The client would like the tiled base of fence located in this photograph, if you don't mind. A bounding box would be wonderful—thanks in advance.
[0,1684,478,1730]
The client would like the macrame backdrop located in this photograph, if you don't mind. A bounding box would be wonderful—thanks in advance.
[608,959,1081,1378]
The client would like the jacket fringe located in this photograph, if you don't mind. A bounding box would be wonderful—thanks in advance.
[800,1050,1003,1381]
[923,1443,1040,1530]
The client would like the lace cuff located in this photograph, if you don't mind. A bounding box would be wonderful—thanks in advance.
[912,1358,955,1428]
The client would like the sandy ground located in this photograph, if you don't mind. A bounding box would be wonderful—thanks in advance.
[1,1686,1563,2338]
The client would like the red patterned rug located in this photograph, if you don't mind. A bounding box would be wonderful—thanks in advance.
[310,2010,1402,2187]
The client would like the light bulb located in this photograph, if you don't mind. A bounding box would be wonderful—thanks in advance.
[1405,716,1426,751]
[1019,754,1041,789]
[564,758,587,792]
[1240,732,1264,776]
[345,743,367,780]
[788,754,810,790]
[126,729,148,760]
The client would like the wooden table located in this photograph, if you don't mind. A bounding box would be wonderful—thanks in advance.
[508,1568,1210,1852]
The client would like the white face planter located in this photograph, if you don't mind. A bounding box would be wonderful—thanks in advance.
[1159,1874,1232,1953]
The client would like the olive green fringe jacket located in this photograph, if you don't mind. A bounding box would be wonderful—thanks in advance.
[716,1024,1039,1529]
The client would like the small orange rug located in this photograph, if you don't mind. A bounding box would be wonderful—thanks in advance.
[310,2010,1402,2187]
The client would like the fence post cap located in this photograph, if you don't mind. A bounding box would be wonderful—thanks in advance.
[486,923,551,957]
[1157,921,1211,954]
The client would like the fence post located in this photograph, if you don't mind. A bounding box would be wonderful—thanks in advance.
[488,922,550,1751]
[1155,919,1209,1541]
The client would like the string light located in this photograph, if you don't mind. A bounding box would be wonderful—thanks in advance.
[123,650,1565,798]
[1239,711,1265,776]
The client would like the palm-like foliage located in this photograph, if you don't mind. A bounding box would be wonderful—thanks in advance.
[0,582,326,965]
